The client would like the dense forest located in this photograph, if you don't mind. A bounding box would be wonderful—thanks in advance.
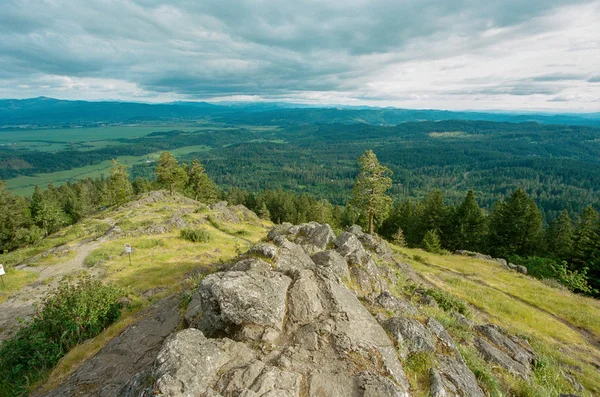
[2,120,600,222]
[1,150,599,297]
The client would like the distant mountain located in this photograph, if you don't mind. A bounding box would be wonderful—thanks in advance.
[1,97,599,127]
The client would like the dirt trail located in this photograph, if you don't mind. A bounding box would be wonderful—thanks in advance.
[0,240,100,341]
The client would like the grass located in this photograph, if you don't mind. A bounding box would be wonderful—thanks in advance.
[395,246,600,395]
[403,352,435,395]
[0,268,38,304]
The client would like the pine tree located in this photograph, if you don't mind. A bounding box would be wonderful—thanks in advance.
[156,152,188,195]
[0,180,33,252]
[546,210,574,261]
[488,189,543,257]
[572,206,599,270]
[416,189,450,244]
[107,160,134,206]
[422,229,442,254]
[392,227,406,247]
[350,150,393,234]
[186,159,219,204]
[452,190,487,251]
[257,202,271,220]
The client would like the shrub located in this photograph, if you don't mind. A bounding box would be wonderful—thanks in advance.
[180,228,211,243]
[509,256,595,294]
[424,287,471,317]
[0,275,123,396]
[136,238,164,249]
[84,248,112,267]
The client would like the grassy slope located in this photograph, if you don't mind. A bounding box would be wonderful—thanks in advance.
[395,246,600,395]
[0,193,271,393]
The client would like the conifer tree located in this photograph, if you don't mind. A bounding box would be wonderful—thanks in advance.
[546,210,574,261]
[422,229,442,254]
[107,160,134,206]
[156,152,188,195]
[392,227,406,247]
[186,159,219,204]
[416,189,450,244]
[451,190,487,251]
[350,150,393,234]
[572,206,599,270]
[257,202,271,220]
[488,189,543,257]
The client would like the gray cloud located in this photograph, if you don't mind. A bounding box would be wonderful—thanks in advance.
[0,0,598,110]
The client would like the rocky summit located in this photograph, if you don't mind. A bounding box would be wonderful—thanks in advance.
[100,222,540,397]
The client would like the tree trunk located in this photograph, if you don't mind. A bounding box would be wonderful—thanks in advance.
[369,213,374,234]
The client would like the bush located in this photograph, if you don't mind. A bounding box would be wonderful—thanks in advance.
[422,229,443,254]
[509,256,595,294]
[0,275,123,396]
[84,248,112,267]
[180,228,211,243]
[424,287,471,317]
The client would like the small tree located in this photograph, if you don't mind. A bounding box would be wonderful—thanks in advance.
[186,159,219,203]
[156,152,188,195]
[392,227,406,247]
[107,160,133,206]
[350,150,393,234]
[257,202,271,220]
[422,229,442,254]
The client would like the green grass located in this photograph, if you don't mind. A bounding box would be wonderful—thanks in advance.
[0,267,38,304]
[396,246,600,395]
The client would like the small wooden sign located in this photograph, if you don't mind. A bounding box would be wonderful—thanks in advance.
[125,244,132,253]
[0,264,5,276]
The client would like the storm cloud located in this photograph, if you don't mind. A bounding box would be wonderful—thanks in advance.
[0,0,599,110]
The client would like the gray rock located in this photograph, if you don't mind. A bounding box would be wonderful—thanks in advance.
[153,328,255,396]
[474,337,529,379]
[267,223,294,240]
[294,222,336,253]
[436,355,486,397]
[350,266,375,293]
[375,291,419,316]
[334,232,366,258]
[346,224,365,237]
[476,324,535,367]
[358,234,392,256]
[429,369,447,397]
[184,292,203,328]
[495,258,508,267]
[288,270,324,327]
[384,317,436,358]
[453,312,476,329]
[309,373,360,397]
[427,318,457,352]
[516,265,528,274]
[358,372,409,397]
[226,258,273,272]
[311,250,350,280]
[508,263,518,270]
[197,270,292,335]
[274,238,316,273]
[247,243,278,260]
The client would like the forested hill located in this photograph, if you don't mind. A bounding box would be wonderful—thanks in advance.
[1,97,600,127]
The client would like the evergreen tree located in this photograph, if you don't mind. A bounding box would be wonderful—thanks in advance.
[0,181,33,252]
[571,206,599,270]
[132,177,153,195]
[156,152,188,195]
[34,198,70,236]
[416,189,450,244]
[422,229,443,254]
[107,160,134,206]
[451,190,487,251]
[392,227,406,247]
[350,150,393,234]
[546,210,574,261]
[257,202,271,220]
[488,189,543,257]
[186,159,219,204]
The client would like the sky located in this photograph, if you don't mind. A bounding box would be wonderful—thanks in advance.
[1,0,599,111]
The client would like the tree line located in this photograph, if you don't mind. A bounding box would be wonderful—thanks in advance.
[1,149,598,296]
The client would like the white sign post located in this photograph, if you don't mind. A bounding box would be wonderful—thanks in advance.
[0,264,5,287]
[125,244,132,266]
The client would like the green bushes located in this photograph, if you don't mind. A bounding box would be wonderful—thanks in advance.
[84,248,112,267]
[180,228,211,243]
[0,275,123,396]
[509,256,595,294]
[424,287,471,317]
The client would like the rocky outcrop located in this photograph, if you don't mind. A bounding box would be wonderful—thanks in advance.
[114,222,541,397]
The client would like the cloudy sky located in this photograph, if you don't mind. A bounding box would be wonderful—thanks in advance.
[1,0,599,111]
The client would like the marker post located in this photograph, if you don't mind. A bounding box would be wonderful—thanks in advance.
[125,244,132,266]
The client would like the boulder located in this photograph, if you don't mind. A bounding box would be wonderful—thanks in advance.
[375,291,419,316]
[226,258,273,272]
[474,337,529,379]
[311,250,350,280]
[476,324,535,367]
[383,317,436,358]
[153,329,255,396]
[436,355,486,397]
[346,224,365,237]
[516,265,528,274]
[196,270,292,335]
[274,238,316,273]
[293,222,336,254]
[288,270,325,327]
[429,369,447,397]
[246,243,278,261]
